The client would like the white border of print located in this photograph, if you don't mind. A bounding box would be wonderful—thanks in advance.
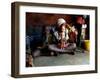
[19,5,95,75]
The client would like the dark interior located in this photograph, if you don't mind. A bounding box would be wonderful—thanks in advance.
[26,12,89,49]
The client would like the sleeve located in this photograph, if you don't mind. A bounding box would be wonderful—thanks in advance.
[54,31,60,40]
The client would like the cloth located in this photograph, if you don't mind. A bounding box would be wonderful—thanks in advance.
[57,18,66,26]
[53,28,69,41]
[48,43,76,53]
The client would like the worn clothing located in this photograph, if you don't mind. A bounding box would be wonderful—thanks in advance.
[54,28,69,41]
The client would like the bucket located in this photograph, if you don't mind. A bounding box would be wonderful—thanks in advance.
[84,40,90,51]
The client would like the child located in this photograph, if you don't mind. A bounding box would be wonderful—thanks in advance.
[53,18,70,49]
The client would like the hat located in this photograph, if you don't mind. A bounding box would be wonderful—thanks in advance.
[57,18,66,26]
